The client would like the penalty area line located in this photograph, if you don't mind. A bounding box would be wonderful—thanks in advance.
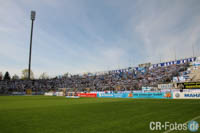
[163,115,200,133]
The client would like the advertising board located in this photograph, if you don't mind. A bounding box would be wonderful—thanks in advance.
[78,93,97,98]
[158,84,173,89]
[177,82,200,89]
[173,92,200,99]
[44,92,54,96]
[97,92,114,98]
[97,92,172,99]
[131,92,172,99]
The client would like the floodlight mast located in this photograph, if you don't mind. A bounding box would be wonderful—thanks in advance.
[28,11,36,80]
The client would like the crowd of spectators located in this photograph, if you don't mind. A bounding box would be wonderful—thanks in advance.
[0,63,189,94]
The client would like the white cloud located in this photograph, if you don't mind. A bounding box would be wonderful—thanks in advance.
[133,0,200,63]
[0,0,200,78]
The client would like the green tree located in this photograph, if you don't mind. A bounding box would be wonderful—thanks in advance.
[4,71,11,80]
[21,69,34,79]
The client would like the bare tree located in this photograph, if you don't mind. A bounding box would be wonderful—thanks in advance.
[39,72,49,79]
[0,72,3,80]
[12,74,20,80]
[21,69,34,79]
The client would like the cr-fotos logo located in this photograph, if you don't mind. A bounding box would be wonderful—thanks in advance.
[188,121,199,132]
[149,121,199,132]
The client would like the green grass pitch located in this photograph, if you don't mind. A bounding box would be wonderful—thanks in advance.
[0,96,200,133]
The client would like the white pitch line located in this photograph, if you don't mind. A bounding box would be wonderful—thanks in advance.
[163,115,200,133]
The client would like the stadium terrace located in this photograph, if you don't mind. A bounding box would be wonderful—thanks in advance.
[0,56,200,96]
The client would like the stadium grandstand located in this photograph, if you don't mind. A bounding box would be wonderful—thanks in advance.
[0,56,198,95]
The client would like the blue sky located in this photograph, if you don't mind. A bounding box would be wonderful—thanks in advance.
[0,0,200,78]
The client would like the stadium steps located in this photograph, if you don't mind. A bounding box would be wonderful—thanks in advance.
[188,68,200,82]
